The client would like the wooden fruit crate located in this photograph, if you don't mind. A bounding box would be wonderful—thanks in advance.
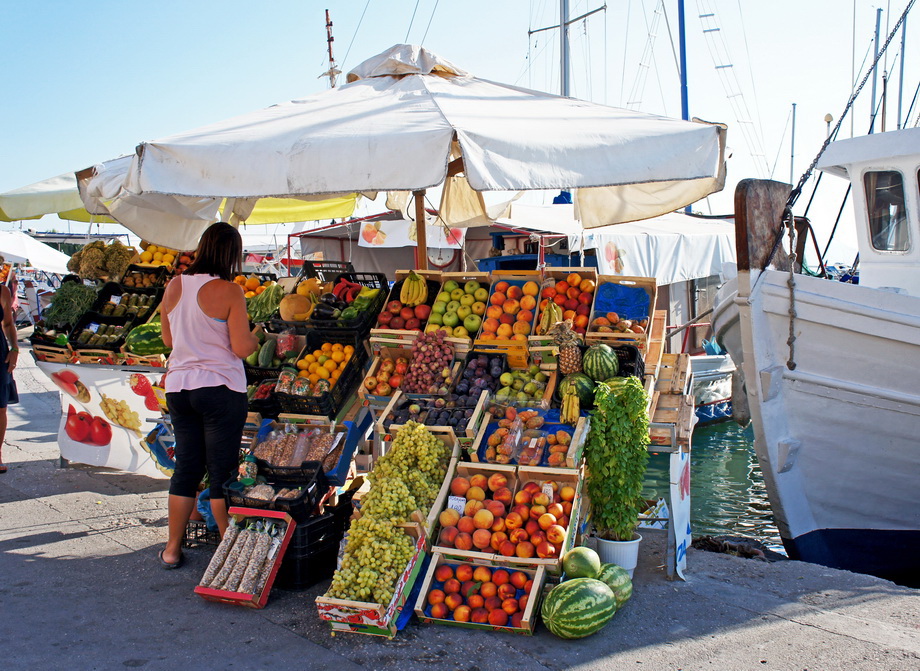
[643,310,668,379]
[528,267,598,349]
[72,348,124,365]
[357,345,413,408]
[120,346,167,369]
[31,342,72,363]
[473,270,541,354]
[414,551,547,634]
[585,275,657,352]
[315,522,427,639]
[369,269,442,339]
[649,392,695,452]
[655,352,692,395]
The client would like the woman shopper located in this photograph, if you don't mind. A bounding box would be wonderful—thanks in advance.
[0,259,20,473]
[159,223,259,569]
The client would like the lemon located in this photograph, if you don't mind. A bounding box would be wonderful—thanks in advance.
[139,251,153,263]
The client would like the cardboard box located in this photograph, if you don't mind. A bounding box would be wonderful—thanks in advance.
[193,507,295,609]
[315,522,426,638]
[414,552,546,634]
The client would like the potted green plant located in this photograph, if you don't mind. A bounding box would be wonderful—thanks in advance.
[584,377,650,576]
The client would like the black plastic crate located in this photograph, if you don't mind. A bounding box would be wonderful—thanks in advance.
[91,281,163,319]
[68,311,137,351]
[222,465,329,523]
[301,272,388,337]
[612,344,645,378]
[121,264,170,288]
[183,519,220,549]
[298,260,355,282]
[274,332,369,418]
[248,395,282,419]
[244,363,287,386]
[274,537,340,590]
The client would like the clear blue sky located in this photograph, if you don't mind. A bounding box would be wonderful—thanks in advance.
[2,1,917,260]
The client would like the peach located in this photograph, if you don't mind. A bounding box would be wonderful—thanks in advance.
[536,541,557,559]
[529,530,546,546]
[524,519,540,536]
[563,309,577,321]
[523,481,541,494]
[485,500,506,518]
[547,503,565,518]
[453,604,471,622]
[566,287,580,301]
[488,609,509,627]
[443,577,461,594]
[498,313,515,326]
[466,486,486,501]
[515,541,536,558]
[518,594,530,612]
[520,294,537,310]
[506,285,523,300]
[489,292,506,306]
[530,504,547,517]
[490,517,506,533]
[428,588,445,605]
[467,593,485,609]
[439,508,461,528]
[562,500,573,516]
[512,321,531,335]
[444,592,464,611]
[538,513,558,530]
[555,280,571,294]
[473,509,494,530]
[431,602,449,619]
[469,474,488,489]
[455,532,473,551]
[514,490,532,506]
[439,525,459,546]
[473,566,492,583]
[484,596,503,613]
[575,303,591,316]
[512,504,531,521]
[532,491,551,507]
[509,528,530,544]
[577,292,593,305]
[524,579,535,593]
[502,597,520,615]
[464,499,484,517]
[541,286,557,299]
[510,571,528,589]
[504,512,523,530]
[471,607,489,624]
[558,515,569,529]
[493,487,514,506]
[546,524,567,545]
[472,529,492,550]
[457,516,476,535]
[523,281,540,296]
[482,317,499,334]
[485,305,503,320]
[605,312,620,323]
[517,309,534,323]
[492,569,510,586]
[435,564,454,582]
[498,540,517,556]
[553,293,567,306]
[456,564,474,582]
[487,473,508,492]
[494,281,510,293]
[490,531,508,552]
[560,485,576,501]
[480,581,498,599]
[510,611,524,628]
[503,299,520,315]
[450,477,471,497]
[580,278,596,293]
[497,583,517,600]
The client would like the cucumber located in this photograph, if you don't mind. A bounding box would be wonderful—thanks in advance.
[257,339,276,368]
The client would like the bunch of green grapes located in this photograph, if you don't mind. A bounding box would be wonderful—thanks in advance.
[326,516,416,603]
[359,474,418,522]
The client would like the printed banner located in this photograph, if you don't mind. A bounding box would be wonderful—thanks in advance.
[35,361,173,479]
[669,450,692,579]
[357,219,465,249]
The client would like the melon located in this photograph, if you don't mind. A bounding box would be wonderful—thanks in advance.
[279,294,311,321]
[595,563,633,608]
[562,546,602,579]
[582,343,619,381]
[557,373,595,407]
[541,578,617,639]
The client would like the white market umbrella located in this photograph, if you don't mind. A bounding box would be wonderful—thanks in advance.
[0,173,118,223]
[84,44,726,259]
[0,231,72,274]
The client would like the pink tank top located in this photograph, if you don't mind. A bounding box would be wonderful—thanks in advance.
[164,274,246,394]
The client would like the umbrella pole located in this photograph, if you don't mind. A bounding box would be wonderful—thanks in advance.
[414,190,428,270]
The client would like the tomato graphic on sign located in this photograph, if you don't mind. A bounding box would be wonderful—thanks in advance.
[64,404,113,446]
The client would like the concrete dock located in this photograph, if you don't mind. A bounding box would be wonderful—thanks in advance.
[1,351,917,671]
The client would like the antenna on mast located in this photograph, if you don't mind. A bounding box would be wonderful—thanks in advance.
[320,9,341,88]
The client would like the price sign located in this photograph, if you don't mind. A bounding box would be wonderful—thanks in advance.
[542,483,554,500]
[110,295,122,305]
[88,322,100,333]
[447,496,467,514]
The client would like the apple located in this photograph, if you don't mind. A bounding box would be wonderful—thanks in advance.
[471,301,486,315]
[375,382,392,396]
[390,316,405,329]
[450,288,465,301]
[363,377,377,390]
[459,294,476,307]
[387,374,403,388]
[414,304,431,320]
[442,280,460,293]
[437,290,453,303]
[431,301,447,315]
[400,306,415,321]
[453,326,468,338]
[463,314,482,334]
[456,305,472,320]
[464,280,480,294]
[442,312,460,328]
[387,300,403,314]
[473,287,489,302]
[405,318,421,330]
[377,310,393,325]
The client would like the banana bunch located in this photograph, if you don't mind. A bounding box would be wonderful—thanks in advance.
[399,271,428,307]
[537,300,564,335]
[561,386,581,425]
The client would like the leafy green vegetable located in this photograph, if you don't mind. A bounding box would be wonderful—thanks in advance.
[584,376,650,541]
[42,282,98,329]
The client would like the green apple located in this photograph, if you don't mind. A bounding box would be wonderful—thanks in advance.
[452,325,469,338]
[450,288,465,301]
[446,300,461,314]
[471,301,486,316]
[432,301,447,315]
[457,305,472,320]
[474,287,489,302]
[464,280,481,294]
[425,323,443,334]
[436,291,452,303]
[463,314,482,334]
[459,294,476,307]
[442,280,460,294]
[442,311,460,328]
[428,312,444,325]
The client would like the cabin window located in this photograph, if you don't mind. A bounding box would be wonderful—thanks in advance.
[863,170,909,251]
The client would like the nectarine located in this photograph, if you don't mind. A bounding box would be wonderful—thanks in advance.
[453,605,471,622]
[497,583,517,600]
[472,528,492,550]
[457,516,476,535]
[480,581,498,599]
[538,513,558,530]
[450,477,471,497]
[515,541,536,558]
[469,474,488,489]
[431,602,449,619]
[428,589,445,605]
[473,566,492,583]
[502,598,520,615]
[492,569,510,586]
[439,525,459,546]
[510,571,528,589]
[455,532,473,550]
[455,564,474,582]
[546,524,567,545]
[473,509,494,530]
[435,564,454,582]
[439,508,460,528]
[471,607,489,624]
[444,592,464,611]
[466,486,486,501]
[536,541,557,559]
[499,540,517,556]
[443,577,461,594]
[490,531,508,551]
[488,609,509,627]
[487,473,508,492]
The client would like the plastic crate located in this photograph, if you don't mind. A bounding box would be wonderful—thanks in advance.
[274,537,340,590]
[92,281,163,320]
[301,271,388,337]
[68,311,137,351]
[222,465,329,523]
[244,363,287,385]
[248,395,282,420]
[299,260,356,282]
[253,418,363,486]
[183,519,221,548]
[121,264,170,288]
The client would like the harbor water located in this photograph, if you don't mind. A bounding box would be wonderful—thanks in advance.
[644,420,784,552]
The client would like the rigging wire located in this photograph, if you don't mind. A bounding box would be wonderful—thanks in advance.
[404,0,421,42]
[734,1,767,163]
[420,0,441,44]
[768,108,793,180]
[626,0,664,112]
[620,0,631,106]
[340,0,373,74]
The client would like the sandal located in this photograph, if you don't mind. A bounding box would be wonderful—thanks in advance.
[0,463,7,474]
[158,549,184,570]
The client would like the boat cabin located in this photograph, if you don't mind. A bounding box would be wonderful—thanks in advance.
[817,127,920,296]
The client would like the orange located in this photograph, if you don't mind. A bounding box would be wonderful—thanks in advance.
[303,354,316,363]
[255,285,266,295]
[296,359,309,370]
[321,342,333,352]
[344,345,355,355]
[308,373,320,384]
[331,351,345,363]
[313,349,323,358]
[316,367,331,379]
[308,362,320,373]
[323,359,337,372]
[244,276,261,291]
[244,291,256,298]
[297,370,310,378]
[331,343,344,352]
[233,275,246,285]
[331,369,342,381]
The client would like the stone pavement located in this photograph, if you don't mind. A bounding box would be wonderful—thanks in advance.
[1,348,917,671]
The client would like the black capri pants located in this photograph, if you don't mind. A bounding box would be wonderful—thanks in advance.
[166,385,248,500]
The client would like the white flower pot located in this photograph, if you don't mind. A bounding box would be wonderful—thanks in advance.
[595,533,642,578]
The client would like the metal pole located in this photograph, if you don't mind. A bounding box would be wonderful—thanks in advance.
[870,7,881,133]
[560,0,570,96]
[897,14,907,128]
[790,103,796,184]
[414,190,428,270]
[326,9,337,88]
[679,0,690,213]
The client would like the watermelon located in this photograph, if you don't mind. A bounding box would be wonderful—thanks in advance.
[582,343,618,381]
[562,546,602,579]
[557,373,595,407]
[124,323,170,356]
[541,578,617,639]
[596,563,633,608]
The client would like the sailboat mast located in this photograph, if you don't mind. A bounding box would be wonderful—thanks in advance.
[678,0,689,121]
[560,0,571,96]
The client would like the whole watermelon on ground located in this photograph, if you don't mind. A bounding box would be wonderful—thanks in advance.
[541,578,617,639]
[557,372,596,407]
[562,546,602,579]
[595,563,633,608]
[582,343,619,381]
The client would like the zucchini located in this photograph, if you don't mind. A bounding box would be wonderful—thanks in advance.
[257,339,277,368]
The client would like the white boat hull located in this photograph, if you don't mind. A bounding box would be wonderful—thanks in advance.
[713,268,920,585]
[690,354,735,425]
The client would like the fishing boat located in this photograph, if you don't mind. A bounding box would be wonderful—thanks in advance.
[711,126,920,585]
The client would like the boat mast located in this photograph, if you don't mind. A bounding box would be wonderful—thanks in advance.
[678,0,690,213]
[897,14,907,128]
[560,0,571,96]
[870,8,881,132]
[325,9,338,88]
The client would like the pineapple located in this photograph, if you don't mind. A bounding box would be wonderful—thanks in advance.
[550,319,582,375]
